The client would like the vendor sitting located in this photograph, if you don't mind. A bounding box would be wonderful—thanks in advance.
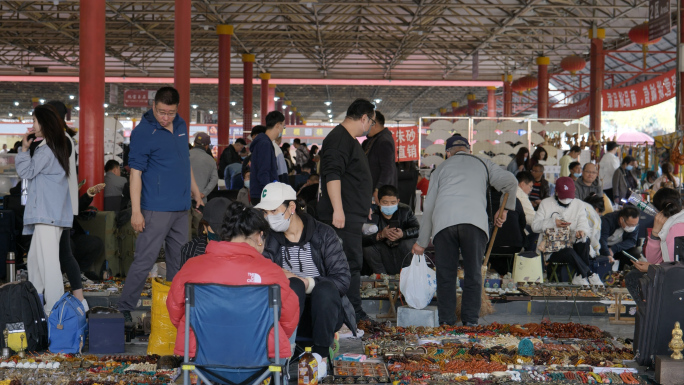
[258,182,356,361]
[600,206,640,270]
[167,201,299,359]
[362,185,420,275]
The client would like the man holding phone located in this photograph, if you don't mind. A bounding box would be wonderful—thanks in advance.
[117,87,204,324]
[599,206,640,270]
[362,185,420,275]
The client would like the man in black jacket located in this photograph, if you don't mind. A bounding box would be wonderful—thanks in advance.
[318,99,375,322]
[600,206,640,270]
[218,138,246,181]
[363,185,419,275]
[362,111,398,203]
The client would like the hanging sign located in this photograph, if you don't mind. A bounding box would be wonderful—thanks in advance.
[124,89,154,108]
[388,126,420,162]
[603,68,676,111]
[648,0,670,41]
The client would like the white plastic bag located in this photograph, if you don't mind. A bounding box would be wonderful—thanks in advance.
[399,254,437,309]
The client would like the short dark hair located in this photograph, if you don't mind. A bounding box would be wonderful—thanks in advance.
[250,125,267,138]
[104,159,120,172]
[235,138,246,145]
[221,201,270,241]
[378,185,399,200]
[375,111,385,127]
[584,195,605,213]
[569,161,581,171]
[345,98,375,120]
[570,146,581,153]
[619,206,640,220]
[621,156,635,166]
[582,163,596,171]
[309,173,319,182]
[653,188,682,217]
[293,138,301,145]
[646,170,658,181]
[46,100,67,121]
[265,111,285,129]
[532,163,545,172]
[606,141,619,152]
[302,161,315,171]
[516,171,534,184]
[154,86,180,106]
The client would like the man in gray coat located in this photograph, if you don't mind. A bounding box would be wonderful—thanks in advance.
[412,135,517,326]
[189,132,218,204]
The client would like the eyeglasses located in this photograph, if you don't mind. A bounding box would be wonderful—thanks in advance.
[369,117,376,127]
[156,110,177,118]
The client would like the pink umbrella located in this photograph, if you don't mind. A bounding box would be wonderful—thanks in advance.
[616,131,654,145]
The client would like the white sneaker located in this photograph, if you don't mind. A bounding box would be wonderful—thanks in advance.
[588,274,604,286]
[80,273,94,285]
[571,274,585,285]
[577,276,590,286]
[81,299,89,312]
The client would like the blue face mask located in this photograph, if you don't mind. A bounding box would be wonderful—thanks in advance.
[244,180,250,189]
[380,204,398,216]
[241,156,247,160]
[573,173,582,179]
[626,165,634,171]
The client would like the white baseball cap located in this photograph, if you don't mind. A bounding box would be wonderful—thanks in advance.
[255,182,297,211]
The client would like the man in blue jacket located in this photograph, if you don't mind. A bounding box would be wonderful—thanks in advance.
[600,206,640,270]
[117,87,203,322]
[250,111,284,205]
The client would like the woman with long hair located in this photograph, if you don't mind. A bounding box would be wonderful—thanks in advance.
[526,146,547,170]
[627,188,684,302]
[507,147,529,175]
[652,162,680,192]
[15,105,73,312]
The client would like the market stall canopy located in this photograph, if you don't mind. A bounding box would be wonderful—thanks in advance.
[616,131,654,145]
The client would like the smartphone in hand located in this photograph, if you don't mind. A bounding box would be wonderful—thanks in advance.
[622,251,639,262]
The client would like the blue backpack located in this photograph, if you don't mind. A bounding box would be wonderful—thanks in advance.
[48,293,87,354]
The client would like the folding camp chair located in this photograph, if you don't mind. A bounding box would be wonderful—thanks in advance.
[182,283,288,385]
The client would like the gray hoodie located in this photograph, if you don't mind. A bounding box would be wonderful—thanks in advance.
[574,177,604,201]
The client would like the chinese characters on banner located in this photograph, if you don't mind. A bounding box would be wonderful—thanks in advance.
[387,126,420,162]
[548,68,676,120]
[123,89,156,108]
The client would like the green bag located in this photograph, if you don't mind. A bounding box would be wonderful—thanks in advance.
[76,211,116,276]
[116,221,138,277]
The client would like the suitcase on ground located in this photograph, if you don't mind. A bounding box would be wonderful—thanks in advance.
[76,211,116,277]
[0,210,17,279]
[634,262,684,367]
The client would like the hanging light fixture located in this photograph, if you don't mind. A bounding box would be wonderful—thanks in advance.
[560,56,586,75]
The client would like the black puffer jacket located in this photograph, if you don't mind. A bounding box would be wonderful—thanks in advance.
[363,203,420,247]
[263,213,356,335]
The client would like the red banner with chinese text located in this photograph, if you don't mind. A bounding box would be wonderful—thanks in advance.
[124,89,153,108]
[548,98,590,119]
[387,126,420,162]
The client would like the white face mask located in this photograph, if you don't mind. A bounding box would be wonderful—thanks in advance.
[267,210,292,232]
[624,225,637,233]
[559,198,573,205]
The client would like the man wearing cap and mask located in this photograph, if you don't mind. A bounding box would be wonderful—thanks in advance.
[412,134,517,327]
[189,132,218,204]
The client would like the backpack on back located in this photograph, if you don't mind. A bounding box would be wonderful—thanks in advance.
[0,281,48,352]
[48,292,87,354]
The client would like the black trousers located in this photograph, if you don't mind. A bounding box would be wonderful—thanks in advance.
[433,224,487,325]
[289,278,344,358]
[59,229,82,291]
[547,241,592,278]
[71,234,104,272]
[362,238,413,275]
[325,221,365,319]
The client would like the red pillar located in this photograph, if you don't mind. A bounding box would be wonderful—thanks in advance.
[291,107,297,125]
[217,25,232,157]
[283,101,291,124]
[487,87,497,117]
[503,74,513,117]
[537,57,550,121]
[275,92,284,112]
[79,0,105,209]
[589,28,605,137]
[268,85,276,113]
[242,54,255,132]
[174,0,191,127]
[467,94,476,116]
[259,72,270,125]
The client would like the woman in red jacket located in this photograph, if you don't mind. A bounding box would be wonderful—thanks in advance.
[167,201,299,359]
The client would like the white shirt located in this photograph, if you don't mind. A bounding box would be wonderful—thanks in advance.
[582,202,601,257]
[653,175,680,191]
[599,152,620,190]
[516,186,535,225]
[607,228,624,246]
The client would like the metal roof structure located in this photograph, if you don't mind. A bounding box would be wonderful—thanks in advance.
[0,0,679,120]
